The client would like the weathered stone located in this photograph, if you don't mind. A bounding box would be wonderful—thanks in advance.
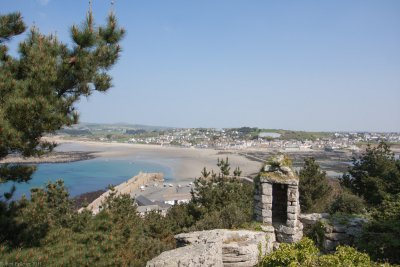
[260,225,275,233]
[286,220,297,227]
[332,224,347,233]
[263,164,272,172]
[298,221,304,231]
[287,213,297,220]
[148,229,275,267]
[276,230,303,243]
[275,225,297,235]
[260,176,298,185]
[262,183,273,196]
[288,189,297,202]
[287,206,297,214]
[146,242,223,267]
[323,239,339,252]
[267,154,285,167]
[324,232,348,241]
[261,195,272,204]
[299,213,329,225]
[262,217,272,224]
[287,171,295,178]
[262,209,272,218]
[262,203,272,210]
[280,166,292,174]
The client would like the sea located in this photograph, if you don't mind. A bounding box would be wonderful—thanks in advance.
[0,144,174,200]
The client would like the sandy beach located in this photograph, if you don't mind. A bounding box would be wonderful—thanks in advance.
[44,137,263,182]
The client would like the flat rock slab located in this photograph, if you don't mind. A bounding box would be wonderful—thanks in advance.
[147,229,275,267]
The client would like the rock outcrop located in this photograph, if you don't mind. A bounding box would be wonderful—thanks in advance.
[299,213,367,252]
[148,154,310,266]
[147,229,275,267]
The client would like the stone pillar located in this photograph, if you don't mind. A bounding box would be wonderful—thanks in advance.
[255,176,303,244]
[286,185,299,227]
[261,182,273,224]
[275,181,303,243]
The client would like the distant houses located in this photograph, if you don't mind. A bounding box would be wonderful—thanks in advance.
[134,194,190,216]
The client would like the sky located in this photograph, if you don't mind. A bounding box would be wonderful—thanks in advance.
[2,0,400,132]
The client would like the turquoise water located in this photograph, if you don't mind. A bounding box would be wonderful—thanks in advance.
[1,159,173,199]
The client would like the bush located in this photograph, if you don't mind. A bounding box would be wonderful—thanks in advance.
[329,190,366,214]
[260,238,319,267]
[340,142,400,207]
[318,246,378,267]
[299,157,331,213]
[356,194,400,264]
[260,237,385,267]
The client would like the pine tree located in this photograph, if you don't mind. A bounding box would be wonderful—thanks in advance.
[0,9,124,190]
[217,157,231,176]
[340,142,400,206]
[298,157,330,213]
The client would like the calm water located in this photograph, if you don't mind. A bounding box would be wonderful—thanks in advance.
[1,158,173,199]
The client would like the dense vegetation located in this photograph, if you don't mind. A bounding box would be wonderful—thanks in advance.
[0,159,253,266]
[298,157,331,213]
[295,142,400,265]
[1,8,399,266]
[260,238,389,267]
[0,9,124,191]
[340,143,400,264]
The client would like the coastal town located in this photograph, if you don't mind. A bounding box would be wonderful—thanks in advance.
[59,123,400,153]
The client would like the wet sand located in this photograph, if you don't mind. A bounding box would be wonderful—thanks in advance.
[44,137,263,181]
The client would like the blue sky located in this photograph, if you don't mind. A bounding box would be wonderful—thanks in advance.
[2,0,400,131]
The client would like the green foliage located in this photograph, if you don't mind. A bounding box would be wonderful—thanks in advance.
[233,166,242,177]
[190,158,253,230]
[200,166,210,178]
[0,158,254,265]
[217,157,231,176]
[340,142,400,207]
[307,220,327,249]
[298,157,331,213]
[329,190,366,214]
[356,194,400,264]
[318,246,378,267]
[260,237,383,267]
[0,10,124,186]
[260,238,319,267]
[338,142,400,264]
[0,182,175,266]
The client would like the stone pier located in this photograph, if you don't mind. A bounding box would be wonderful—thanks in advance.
[254,155,303,243]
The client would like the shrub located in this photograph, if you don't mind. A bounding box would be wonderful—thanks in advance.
[329,190,366,214]
[260,237,384,267]
[340,142,400,207]
[298,157,331,213]
[356,194,400,264]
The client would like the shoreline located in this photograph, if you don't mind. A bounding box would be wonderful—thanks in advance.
[0,151,97,164]
[1,137,263,201]
[41,137,264,181]
[81,172,165,214]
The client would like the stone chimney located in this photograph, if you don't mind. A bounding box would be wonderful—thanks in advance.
[254,154,303,243]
